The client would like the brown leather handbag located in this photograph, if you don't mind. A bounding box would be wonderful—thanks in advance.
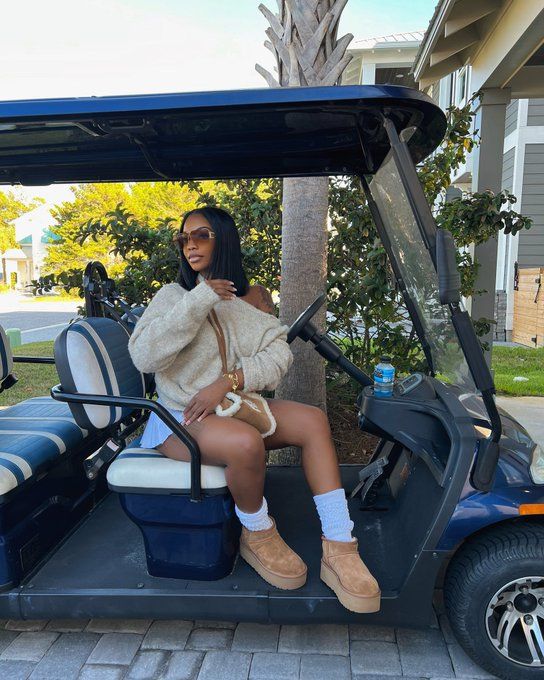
[207,309,277,438]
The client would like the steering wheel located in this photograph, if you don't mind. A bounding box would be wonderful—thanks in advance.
[287,294,326,344]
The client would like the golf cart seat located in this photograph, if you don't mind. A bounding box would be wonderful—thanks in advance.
[0,408,88,495]
[0,323,91,496]
[107,446,227,493]
[54,316,238,580]
[0,327,110,589]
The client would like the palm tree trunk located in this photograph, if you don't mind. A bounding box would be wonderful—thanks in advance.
[257,0,353,464]
[269,176,328,463]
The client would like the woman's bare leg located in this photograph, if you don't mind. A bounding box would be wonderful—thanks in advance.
[157,415,266,512]
[263,399,342,495]
[263,398,381,613]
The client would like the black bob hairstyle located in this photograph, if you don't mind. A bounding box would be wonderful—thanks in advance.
[177,207,250,296]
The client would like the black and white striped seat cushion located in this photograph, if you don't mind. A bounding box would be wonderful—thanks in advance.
[55,318,145,430]
[107,448,227,494]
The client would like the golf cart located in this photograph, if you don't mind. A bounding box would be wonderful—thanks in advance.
[0,86,542,680]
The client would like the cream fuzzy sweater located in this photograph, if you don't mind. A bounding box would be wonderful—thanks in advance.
[128,281,294,411]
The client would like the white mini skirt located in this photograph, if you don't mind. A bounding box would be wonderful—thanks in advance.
[139,399,186,450]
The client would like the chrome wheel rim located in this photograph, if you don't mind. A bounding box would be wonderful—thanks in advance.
[486,576,544,667]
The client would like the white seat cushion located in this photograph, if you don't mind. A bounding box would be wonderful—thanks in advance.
[107,447,227,493]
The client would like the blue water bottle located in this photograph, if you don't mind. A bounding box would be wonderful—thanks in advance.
[374,356,395,397]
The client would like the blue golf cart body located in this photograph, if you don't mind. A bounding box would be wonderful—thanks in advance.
[0,85,541,679]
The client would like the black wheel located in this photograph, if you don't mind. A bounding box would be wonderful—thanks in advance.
[444,522,544,680]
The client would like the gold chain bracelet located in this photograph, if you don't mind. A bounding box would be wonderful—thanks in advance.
[223,371,239,392]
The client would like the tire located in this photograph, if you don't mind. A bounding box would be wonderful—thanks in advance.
[444,521,544,680]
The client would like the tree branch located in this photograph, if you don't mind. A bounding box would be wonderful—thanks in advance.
[255,63,280,87]
[318,32,353,79]
[266,26,291,69]
[285,0,315,44]
[320,53,353,86]
[287,42,302,85]
[258,3,284,39]
[299,10,333,66]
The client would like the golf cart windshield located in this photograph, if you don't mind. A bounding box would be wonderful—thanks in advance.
[368,153,475,392]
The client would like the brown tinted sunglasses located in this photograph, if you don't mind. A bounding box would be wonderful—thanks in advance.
[173,227,216,247]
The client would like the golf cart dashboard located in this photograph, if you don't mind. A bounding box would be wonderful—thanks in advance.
[395,372,425,396]
[357,374,470,485]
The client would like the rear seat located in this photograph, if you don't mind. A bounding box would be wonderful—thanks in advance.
[2,396,77,419]
[0,326,108,588]
[0,329,90,496]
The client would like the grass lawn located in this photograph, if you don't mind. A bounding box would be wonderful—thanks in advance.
[20,295,82,304]
[492,345,544,396]
[0,340,58,408]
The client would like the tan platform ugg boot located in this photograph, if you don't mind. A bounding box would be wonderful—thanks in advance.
[321,537,381,613]
[239,517,307,590]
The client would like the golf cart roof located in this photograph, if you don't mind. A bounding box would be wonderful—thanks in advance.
[0,85,446,185]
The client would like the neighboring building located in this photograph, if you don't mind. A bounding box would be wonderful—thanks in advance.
[1,248,27,288]
[425,68,544,342]
[1,204,56,289]
[412,0,544,351]
[346,7,544,346]
[343,32,424,86]
[490,96,544,341]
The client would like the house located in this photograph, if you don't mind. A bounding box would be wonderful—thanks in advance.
[418,67,544,343]
[412,0,544,350]
[1,247,27,289]
[2,204,56,288]
[346,4,544,348]
[343,32,424,86]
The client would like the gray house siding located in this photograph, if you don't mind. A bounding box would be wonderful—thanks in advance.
[518,144,544,267]
[528,99,544,126]
[502,147,515,192]
[430,81,440,104]
[504,100,518,136]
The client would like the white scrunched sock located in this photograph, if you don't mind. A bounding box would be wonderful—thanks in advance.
[313,487,354,542]
[235,497,273,532]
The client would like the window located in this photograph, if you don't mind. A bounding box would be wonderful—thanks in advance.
[448,73,454,106]
[454,67,469,106]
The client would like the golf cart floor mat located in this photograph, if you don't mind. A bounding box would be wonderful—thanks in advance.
[2,466,437,625]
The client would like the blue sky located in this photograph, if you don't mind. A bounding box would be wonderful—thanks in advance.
[0,0,436,204]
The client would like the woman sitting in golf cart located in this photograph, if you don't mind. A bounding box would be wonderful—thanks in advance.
[128,206,380,613]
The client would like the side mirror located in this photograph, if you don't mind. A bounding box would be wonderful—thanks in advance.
[436,229,461,305]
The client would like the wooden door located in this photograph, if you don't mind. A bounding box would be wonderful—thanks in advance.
[512,267,544,347]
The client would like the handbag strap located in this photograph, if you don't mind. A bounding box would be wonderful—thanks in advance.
[208,309,229,374]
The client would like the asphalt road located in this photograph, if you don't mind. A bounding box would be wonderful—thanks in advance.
[0,294,81,345]
[496,395,544,445]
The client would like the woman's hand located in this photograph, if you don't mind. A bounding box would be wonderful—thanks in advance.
[204,278,237,300]
[184,376,231,424]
